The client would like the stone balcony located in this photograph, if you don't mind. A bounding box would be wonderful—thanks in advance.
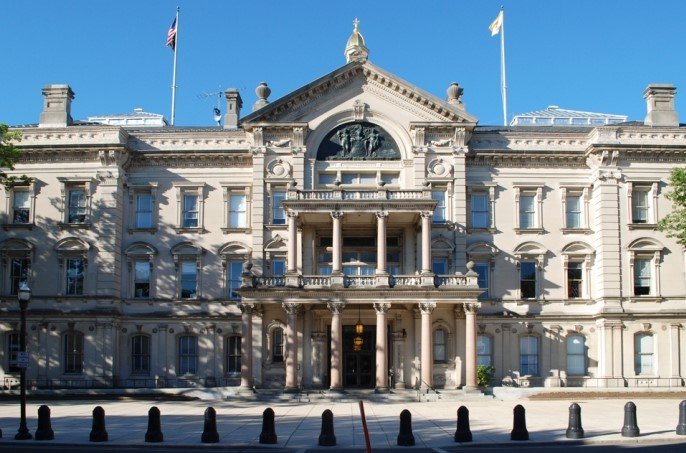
[248,273,477,290]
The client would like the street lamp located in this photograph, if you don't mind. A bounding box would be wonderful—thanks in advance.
[15,283,31,440]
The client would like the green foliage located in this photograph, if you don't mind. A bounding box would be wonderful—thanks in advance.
[476,364,495,387]
[0,123,26,189]
[658,167,686,247]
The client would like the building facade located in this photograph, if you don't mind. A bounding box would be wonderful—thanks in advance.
[1,26,685,392]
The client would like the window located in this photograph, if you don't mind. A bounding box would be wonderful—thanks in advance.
[519,195,535,229]
[180,261,198,299]
[341,173,377,185]
[228,260,243,300]
[520,262,536,299]
[519,336,539,376]
[178,335,198,375]
[227,335,241,374]
[68,188,87,223]
[64,331,84,373]
[134,262,151,298]
[12,190,30,224]
[131,335,150,375]
[634,333,654,375]
[65,258,85,296]
[7,333,20,373]
[272,328,284,363]
[566,335,586,376]
[470,193,490,229]
[229,193,247,228]
[633,258,651,296]
[271,259,286,276]
[183,194,199,228]
[9,258,29,296]
[475,263,490,299]
[432,258,448,275]
[567,262,583,298]
[565,194,582,228]
[477,335,492,366]
[433,328,447,363]
[271,190,286,224]
[432,190,447,223]
[135,194,153,228]
[631,189,649,223]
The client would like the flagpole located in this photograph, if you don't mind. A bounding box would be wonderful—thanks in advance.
[170,7,179,126]
[500,7,508,126]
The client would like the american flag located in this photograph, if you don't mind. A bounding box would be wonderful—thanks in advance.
[166,18,177,50]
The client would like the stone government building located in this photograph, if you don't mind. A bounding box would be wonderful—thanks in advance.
[1,23,685,392]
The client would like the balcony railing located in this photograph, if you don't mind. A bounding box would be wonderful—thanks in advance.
[248,274,476,289]
[287,188,431,201]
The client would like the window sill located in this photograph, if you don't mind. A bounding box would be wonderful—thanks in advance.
[563,298,594,305]
[3,223,34,230]
[58,222,91,230]
[221,227,252,234]
[128,227,158,234]
[514,228,545,235]
[265,223,287,230]
[628,223,657,230]
[174,227,205,234]
[468,227,497,234]
[561,228,592,235]
[628,296,663,303]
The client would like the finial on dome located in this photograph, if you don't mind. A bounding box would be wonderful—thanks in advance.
[344,18,369,63]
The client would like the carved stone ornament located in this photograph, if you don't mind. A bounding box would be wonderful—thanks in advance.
[327,301,346,314]
[463,303,479,314]
[267,138,291,147]
[266,158,292,179]
[317,121,400,161]
[373,302,391,313]
[353,100,368,121]
[427,158,453,178]
[418,302,436,314]
[282,302,302,315]
[238,302,255,314]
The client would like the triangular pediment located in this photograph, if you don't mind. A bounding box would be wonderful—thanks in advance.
[241,61,478,125]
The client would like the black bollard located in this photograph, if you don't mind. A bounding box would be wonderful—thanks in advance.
[454,405,472,442]
[397,409,415,446]
[318,409,336,446]
[89,406,108,442]
[259,408,277,444]
[35,405,55,441]
[621,401,640,437]
[510,404,529,441]
[565,403,584,439]
[201,407,219,443]
[677,400,686,436]
[145,406,164,443]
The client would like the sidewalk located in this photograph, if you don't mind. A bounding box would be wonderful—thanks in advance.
[0,397,685,449]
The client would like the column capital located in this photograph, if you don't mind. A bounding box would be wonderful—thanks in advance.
[420,211,433,219]
[375,210,389,219]
[287,210,299,218]
[453,305,465,319]
[327,301,346,315]
[373,302,391,313]
[418,301,436,314]
[237,302,256,314]
[282,302,302,315]
[330,211,344,220]
[463,303,479,314]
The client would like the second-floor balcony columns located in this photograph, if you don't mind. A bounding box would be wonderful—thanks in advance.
[421,211,433,275]
[376,211,389,275]
[287,211,299,274]
[331,211,344,274]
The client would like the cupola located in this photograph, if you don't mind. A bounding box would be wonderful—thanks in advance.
[344,18,369,63]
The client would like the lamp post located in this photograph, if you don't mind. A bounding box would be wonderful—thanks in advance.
[15,283,32,440]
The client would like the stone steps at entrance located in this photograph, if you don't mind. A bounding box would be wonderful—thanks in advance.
[229,388,491,403]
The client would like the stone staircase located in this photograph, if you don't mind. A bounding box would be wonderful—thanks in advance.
[228,388,492,403]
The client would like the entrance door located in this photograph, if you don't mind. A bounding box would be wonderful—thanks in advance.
[343,325,375,388]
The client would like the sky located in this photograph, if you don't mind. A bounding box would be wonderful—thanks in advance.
[2,0,686,127]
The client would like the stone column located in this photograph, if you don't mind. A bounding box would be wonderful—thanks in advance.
[420,211,432,274]
[419,302,436,389]
[374,302,391,392]
[287,211,298,273]
[669,323,682,385]
[238,303,255,389]
[331,211,344,274]
[282,302,301,392]
[376,211,388,274]
[327,300,345,390]
[453,306,465,388]
[464,303,478,389]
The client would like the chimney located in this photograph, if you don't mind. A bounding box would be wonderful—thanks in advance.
[39,84,75,127]
[224,88,243,129]
[643,84,679,127]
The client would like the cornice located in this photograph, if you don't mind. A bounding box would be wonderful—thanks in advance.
[17,126,129,148]
[238,287,483,302]
[468,153,588,168]
[128,131,250,152]
[129,152,252,168]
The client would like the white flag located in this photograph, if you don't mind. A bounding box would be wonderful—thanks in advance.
[489,11,503,36]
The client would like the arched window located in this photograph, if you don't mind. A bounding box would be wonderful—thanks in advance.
[477,335,492,366]
[227,335,241,374]
[64,331,84,374]
[131,335,151,375]
[433,328,447,363]
[178,335,198,375]
[272,328,284,363]
[634,333,654,375]
[566,335,587,376]
[519,336,539,376]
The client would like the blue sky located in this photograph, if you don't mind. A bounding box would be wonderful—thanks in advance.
[2,0,685,127]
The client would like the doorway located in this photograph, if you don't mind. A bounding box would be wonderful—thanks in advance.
[342,325,376,388]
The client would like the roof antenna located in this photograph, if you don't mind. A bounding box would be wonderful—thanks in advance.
[197,86,223,126]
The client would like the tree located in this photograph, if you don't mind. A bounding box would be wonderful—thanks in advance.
[1,123,29,189]
[658,167,686,247]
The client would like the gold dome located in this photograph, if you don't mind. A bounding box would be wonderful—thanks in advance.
[344,18,369,63]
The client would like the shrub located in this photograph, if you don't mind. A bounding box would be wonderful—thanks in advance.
[476,364,495,387]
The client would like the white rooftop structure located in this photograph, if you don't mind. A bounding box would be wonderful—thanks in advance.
[87,108,168,127]
[510,106,628,126]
